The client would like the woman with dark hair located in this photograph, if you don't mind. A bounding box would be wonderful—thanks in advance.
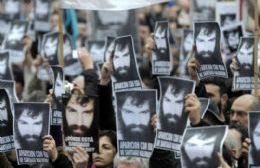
[92,130,117,168]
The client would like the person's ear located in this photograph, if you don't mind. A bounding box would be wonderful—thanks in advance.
[221,93,228,104]
[230,148,237,158]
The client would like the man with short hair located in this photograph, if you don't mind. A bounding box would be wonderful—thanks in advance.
[204,79,228,122]
[223,27,242,53]
[117,91,155,142]
[230,94,255,127]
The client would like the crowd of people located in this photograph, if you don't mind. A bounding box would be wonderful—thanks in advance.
[0,0,260,168]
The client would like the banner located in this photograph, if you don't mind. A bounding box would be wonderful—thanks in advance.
[61,0,169,11]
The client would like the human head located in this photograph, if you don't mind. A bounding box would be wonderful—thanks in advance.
[15,104,48,150]
[8,23,26,44]
[194,22,220,59]
[114,154,149,168]
[181,128,221,168]
[0,89,12,136]
[117,91,155,141]
[93,130,117,168]
[89,42,104,61]
[44,35,58,58]
[183,30,193,56]
[223,128,242,166]
[223,124,248,164]
[230,94,255,127]
[221,14,236,27]
[159,78,194,134]
[154,22,168,56]
[64,95,96,137]
[223,27,242,53]
[203,78,228,112]
[112,36,136,81]
[36,0,48,16]
[236,38,253,73]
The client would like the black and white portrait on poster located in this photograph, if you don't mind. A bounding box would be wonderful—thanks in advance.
[181,126,228,168]
[0,15,11,46]
[0,50,13,80]
[3,21,28,63]
[3,0,20,20]
[0,89,14,152]
[191,0,216,21]
[91,10,140,53]
[62,94,98,152]
[111,35,142,91]
[63,34,83,76]
[13,103,50,164]
[104,36,115,62]
[115,90,157,158]
[222,23,244,57]
[0,80,18,103]
[155,77,195,152]
[51,66,64,125]
[34,0,51,32]
[86,40,106,78]
[199,98,210,119]
[248,112,260,167]
[179,29,193,77]
[233,37,254,91]
[216,1,239,28]
[194,22,228,79]
[41,31,59,65]
[37,32,59,81]
[152,21,171,75]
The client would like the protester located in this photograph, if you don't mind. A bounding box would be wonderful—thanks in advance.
[0,1,258,168]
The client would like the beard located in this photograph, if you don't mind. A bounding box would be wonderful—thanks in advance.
[192,157,212,168]
[155,48,169,61]
[239,63,253,76]
[121,123,154,142]
[160,112,187,135]
[198,50,214,58]
[0,120,8,127]
[113,66,130,81]
[0,121,11,136]
[68,124,90,137]
[18,133,42,150]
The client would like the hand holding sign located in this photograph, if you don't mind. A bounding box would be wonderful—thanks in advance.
[42,135,58,162]
[73,146,89,168]
[184,93,201,125]
[144,33,155,57]
[78,48,94,70]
